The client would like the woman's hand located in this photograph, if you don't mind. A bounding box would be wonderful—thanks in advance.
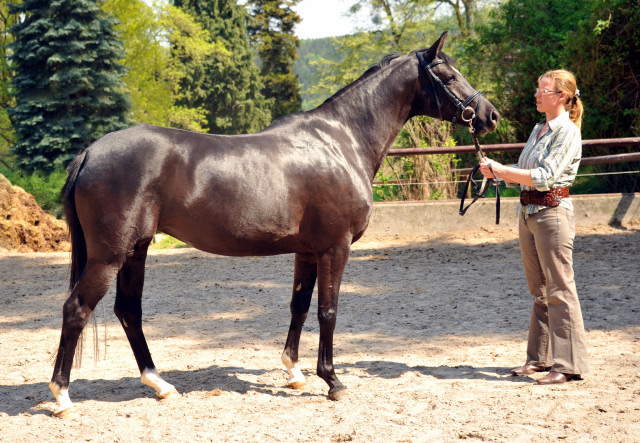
[479,157,535,186]
[479,157,501,179]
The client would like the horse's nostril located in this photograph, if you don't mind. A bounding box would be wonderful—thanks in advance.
[491,110,500,123]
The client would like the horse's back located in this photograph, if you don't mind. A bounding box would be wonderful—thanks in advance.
[71,124,372,257]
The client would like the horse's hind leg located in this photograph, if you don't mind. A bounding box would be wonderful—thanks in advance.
[114,241,179,400]
[281,253,317,389]
[50,261,119,416]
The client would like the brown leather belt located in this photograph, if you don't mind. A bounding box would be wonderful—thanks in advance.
[520,186,569,207]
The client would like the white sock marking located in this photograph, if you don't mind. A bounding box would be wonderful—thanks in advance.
[141,368,178,398]
[49,382,74,415]
[281,351,307,385]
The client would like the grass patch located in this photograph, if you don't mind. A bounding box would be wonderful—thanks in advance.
[150,233,191,250]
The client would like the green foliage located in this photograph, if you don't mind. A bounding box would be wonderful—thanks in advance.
[0,0,17,158]
[299,0,471,111]
[172,0,272,135]
[348,0,438,50]
[459,0,592,141]
[8,0,131,171]
[296,37,342,110]
[565,0,640,139]
[103,0,227,132]
[247,0,302,119]
[149,233,189,250]
[0,166,67,215]
[297,1,429,109]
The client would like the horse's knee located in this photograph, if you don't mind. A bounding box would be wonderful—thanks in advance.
[317,306,337,325]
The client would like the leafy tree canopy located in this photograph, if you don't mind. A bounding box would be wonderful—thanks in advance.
[565,0,640,139]
[0,0,18,165]
[304,0,453,110]
[103,0,227,132]
[172,0,272,134]
[246,0,302,119]
[461,0,591,140]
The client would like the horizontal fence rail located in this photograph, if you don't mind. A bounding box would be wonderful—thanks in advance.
[385,137,640,156]
[375,137,640,186]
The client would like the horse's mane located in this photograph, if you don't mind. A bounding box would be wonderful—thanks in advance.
[317,49,455,108]
[318,53,404,107]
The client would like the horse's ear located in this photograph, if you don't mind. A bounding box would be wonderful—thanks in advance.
[424,31,448,60]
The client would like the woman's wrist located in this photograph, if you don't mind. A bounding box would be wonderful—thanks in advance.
[492,162,505,179]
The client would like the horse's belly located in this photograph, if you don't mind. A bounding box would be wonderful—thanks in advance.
[158,211,305,257]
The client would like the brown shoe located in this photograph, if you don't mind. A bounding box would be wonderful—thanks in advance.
[510,364,551,376]
[536,371,582,385]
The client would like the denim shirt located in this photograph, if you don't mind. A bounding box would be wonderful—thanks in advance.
[515,112,582,217]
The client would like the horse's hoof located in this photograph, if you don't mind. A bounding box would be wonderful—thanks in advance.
[288,380,309,390]
[157,388,181,400]
[53,406,77,419]
[328,387,347,401]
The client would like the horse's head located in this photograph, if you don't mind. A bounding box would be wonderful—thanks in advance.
[413,32,499,135]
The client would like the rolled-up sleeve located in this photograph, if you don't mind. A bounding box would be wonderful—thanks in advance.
[529,124,581,191]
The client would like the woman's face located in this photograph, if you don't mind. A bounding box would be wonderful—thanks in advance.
[535,76,564,114]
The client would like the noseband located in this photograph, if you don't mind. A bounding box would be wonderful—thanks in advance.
[416,52,501,224]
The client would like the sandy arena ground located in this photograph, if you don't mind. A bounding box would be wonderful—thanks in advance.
[1,223,639,442]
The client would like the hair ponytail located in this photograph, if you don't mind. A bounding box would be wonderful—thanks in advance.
[569,96,583,130]
[539,69,583,130]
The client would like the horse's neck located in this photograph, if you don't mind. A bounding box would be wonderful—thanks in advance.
[318,59,417,179]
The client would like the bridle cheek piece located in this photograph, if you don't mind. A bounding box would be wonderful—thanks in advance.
[416,52,483,129]
[416,52,501,224]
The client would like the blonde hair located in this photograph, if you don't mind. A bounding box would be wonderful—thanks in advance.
[539,69,583,130]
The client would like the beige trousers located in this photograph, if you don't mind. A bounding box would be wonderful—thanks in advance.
[519,207,590,374]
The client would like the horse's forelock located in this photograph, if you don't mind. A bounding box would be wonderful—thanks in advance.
[439,52,455,65]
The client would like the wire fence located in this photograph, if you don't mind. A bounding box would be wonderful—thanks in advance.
[374,137,640,191]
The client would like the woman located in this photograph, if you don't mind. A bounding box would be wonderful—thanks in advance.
[479,70,589,384]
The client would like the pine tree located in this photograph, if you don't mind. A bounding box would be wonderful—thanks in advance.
[172,0,271,134]
[247,0,302,119]
[8,0,130,171]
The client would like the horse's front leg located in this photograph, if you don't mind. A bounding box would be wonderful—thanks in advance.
[282,253,317,389]
[315,240,351,400]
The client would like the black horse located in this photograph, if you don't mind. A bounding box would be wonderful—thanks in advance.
[49,31,498,416]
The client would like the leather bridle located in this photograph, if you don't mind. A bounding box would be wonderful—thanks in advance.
[416,52,501,224]
[416,52,483,127]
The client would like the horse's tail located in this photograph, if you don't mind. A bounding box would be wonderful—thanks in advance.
[61,150,95,368]
[62,150,88,292]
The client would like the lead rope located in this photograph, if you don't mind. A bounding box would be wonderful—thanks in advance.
[459,127,501,224]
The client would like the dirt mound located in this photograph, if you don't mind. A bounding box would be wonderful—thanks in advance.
[0,173,69,252]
